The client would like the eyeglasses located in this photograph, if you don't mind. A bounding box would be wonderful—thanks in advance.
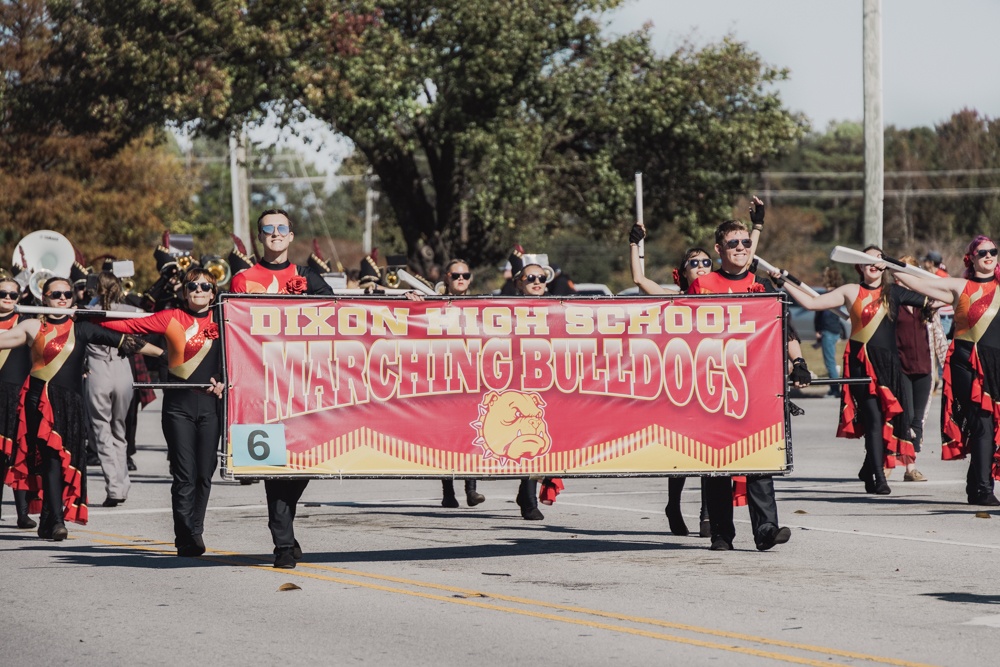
[975,248,999,258]
[522,274,546,283]
[186,281,214,293]
[0,290,19,300]
[260,223,291,236]
[724,239,753,250]
[449,272,472,280]
[686,259,712,269]
[46,291,74,300]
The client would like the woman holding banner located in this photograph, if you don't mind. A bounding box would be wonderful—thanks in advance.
[774,247,927,496]
[99,268,225,555]
[0,277,35,529]
[0,277,153,541]
[438,259,487,509]
[628,236,712,537]
[891,235,1000,506]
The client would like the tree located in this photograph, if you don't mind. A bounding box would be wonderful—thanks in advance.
[5,1,804,272]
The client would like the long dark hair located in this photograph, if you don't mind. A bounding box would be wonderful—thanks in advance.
[856,245,893,318]
[674,247,712,292]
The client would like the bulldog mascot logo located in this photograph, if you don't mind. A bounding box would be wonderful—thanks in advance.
[470,390,552,464]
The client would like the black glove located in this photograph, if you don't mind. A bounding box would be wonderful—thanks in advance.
[118,334,146,358]
[789,358,811,386]
[750,200,765,226]
[629,224,645,245]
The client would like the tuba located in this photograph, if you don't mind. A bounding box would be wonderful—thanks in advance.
[12,230,75,301]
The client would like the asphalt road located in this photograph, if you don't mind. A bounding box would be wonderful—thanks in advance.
[2,391,998,667]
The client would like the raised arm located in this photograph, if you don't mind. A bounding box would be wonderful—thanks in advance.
[777,275,855,311]
[628,224,669,295]
[890,271,962,305]
[0,318,40,350]
[747,195,764,261]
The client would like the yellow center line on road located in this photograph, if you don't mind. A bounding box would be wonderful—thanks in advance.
[79,529,939,667]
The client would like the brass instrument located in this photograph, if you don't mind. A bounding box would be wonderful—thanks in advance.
[11,230,76,300]
[176,255,194,271]
[121,277,136,295]
[203,257,232,286]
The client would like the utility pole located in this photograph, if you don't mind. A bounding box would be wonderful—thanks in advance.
[229,131,251,248]
[363,168,379,254]
[863,0,883,247]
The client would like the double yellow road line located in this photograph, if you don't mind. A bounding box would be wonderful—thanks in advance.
[81,528,938,667]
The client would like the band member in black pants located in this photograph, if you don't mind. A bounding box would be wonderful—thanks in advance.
[0,278,34,528]
[100,268,224,555]
[230,209,333,568]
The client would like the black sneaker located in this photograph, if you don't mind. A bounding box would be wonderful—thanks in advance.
[274,548,296,569]
[969,493,1000,506]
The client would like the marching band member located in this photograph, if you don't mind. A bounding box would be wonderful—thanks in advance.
[629,238,712,537]
[0,277,155,541]
[776,247,927,496]
[99,268,223,554]
[0,277,34,528]
[229,209,333,569]
[891,235,1000,506]
[438,259,487,509]
[85,271,140,507]
[688,217,798,551]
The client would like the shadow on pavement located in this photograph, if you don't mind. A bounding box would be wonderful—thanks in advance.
[921,592,1000,605]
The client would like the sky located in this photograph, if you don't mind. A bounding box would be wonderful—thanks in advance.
[252,0,1000,171]
[608,0,1000,131]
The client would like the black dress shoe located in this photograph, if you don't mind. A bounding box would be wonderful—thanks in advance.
[466,491,486,507]
[17,516,37,529]
[37,524,53,540]
[709,538,733,551]
[177,544,206,557]
[873,482,892,495]
[755,526,791,551]
[969,492,1000,506]
[521,507,544,520]
[126,456,137,472]
[273,548,296,569]
[441,494,459,508]
[102,497,122,508]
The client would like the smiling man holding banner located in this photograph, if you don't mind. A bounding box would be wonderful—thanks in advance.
[230,209,333,569]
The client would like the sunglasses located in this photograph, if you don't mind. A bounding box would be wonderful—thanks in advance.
[260,223,291,236]
[975,248,999,258]
[522,274,546,283]
[46,291,74,300]
[724,239,753,250]
[0,290,19,300]
[686,258,712,269]
[449,272,472,280]
[186,281,214,293]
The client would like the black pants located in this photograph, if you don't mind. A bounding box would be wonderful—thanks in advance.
[899,372,931,453]
[950,362,997,499]
[851,385,890,484]
[24,385,70,530]
[161,391,220,548]
[705,475,779,544]
[265,479,309,550]
[125,392,140,457]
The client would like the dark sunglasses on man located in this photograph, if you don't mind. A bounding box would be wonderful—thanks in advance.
[186,281,214,293]
[724,238,753,250]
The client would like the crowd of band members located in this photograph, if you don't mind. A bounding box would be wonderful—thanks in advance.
[1,201,996,564]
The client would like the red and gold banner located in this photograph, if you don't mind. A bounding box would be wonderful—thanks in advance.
[221,294,790,478]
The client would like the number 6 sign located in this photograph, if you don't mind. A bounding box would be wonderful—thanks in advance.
[230,424,287,467]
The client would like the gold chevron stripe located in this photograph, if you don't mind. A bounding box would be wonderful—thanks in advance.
[279,422,786,475]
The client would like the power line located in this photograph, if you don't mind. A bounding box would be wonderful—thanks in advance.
[760,187,1000,200]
